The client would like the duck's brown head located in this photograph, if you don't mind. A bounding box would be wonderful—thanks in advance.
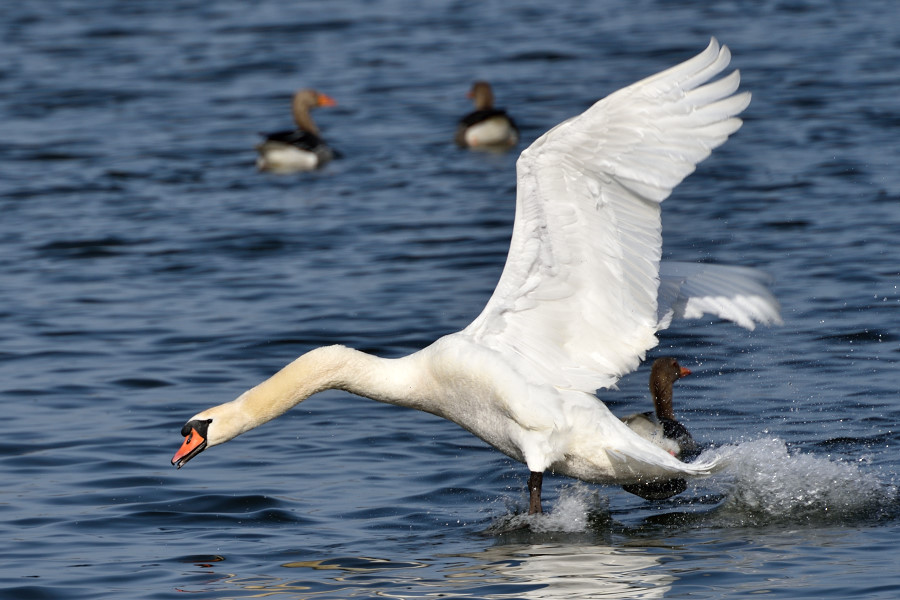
[649,357,691,420]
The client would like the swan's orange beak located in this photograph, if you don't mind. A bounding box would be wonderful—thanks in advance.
[171,420,210,469]
[317,93,337,108]
[679,366,692,378]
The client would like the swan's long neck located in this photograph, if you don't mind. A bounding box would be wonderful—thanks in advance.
[207,345,426,445]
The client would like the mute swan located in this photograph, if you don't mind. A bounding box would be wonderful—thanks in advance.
[256,89,337,172]
[174,39,781,515]
[621,357,698,501]
[455,81,520,149]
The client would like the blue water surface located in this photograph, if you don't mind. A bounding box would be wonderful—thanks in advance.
[1,1,899,598]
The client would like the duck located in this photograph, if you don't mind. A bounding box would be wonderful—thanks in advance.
[255,89,337,172]
[620,357,699,501]
[454,81,520,150]
[173,39,781,515]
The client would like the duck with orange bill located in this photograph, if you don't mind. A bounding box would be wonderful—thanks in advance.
[621,357,700,501]
[255,89,338,172]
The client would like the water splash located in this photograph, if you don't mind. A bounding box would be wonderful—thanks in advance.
[488,438,898,534]
[705,438,898,525]
[488,484,610,534]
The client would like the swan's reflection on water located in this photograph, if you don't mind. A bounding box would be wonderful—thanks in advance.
[181,543,671,599]
[442,544,672,599]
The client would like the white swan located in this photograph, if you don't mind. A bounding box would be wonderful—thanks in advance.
[173,39,781,514]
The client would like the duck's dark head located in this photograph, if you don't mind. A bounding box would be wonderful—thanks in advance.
[649,357,691,420]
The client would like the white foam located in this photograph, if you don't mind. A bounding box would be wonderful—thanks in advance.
[704,438,897,522]
[489,484,609,534]
[488,438,897,533]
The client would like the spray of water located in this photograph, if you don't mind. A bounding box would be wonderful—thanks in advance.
[489,438,897,533]
[703,438,898,524]
[488,485,611,534]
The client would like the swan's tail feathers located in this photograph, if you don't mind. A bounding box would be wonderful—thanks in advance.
[606,445,725,484]
[656,261,783,331]
[610,445,727,501]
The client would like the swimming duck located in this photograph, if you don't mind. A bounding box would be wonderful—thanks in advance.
[256,89,337,172]
[174,40,781,515]
[621,358,699,500]
[454,81,520,150]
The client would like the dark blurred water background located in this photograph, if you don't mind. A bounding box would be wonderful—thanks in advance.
[2,1,898,598]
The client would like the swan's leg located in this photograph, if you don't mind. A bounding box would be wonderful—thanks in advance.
[528,471,543,514]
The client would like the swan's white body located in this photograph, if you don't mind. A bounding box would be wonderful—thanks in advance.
[174,40,781,504]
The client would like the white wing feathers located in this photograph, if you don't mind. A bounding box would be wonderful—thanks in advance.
[657,261,783,331]
[463,39,775,393]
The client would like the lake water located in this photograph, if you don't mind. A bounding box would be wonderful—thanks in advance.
[2,1,899,598]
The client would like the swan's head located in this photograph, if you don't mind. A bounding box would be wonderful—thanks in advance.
[171,418,212,469]
[171,399,249,469]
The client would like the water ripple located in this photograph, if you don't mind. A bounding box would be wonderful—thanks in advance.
[2,0,899,598]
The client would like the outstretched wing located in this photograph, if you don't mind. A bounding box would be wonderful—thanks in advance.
[657,261,782,331]
[464,39,756,393]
